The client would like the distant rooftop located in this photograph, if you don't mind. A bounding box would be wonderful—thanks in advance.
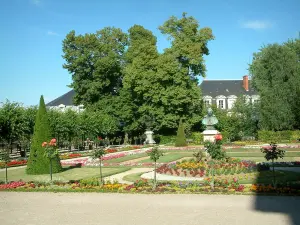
[46,90,76,106]
[199,80,257,98]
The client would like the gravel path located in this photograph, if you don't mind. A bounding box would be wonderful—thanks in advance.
[105,168,152,184]
[1,192,299,225]
[141,171,204,181]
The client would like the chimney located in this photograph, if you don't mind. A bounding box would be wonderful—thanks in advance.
[243,75,249,91]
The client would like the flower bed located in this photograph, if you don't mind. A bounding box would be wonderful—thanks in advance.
[156,159,257,178]
[61,148,151,167]
[0,160,27,169]
[1,179,299,195]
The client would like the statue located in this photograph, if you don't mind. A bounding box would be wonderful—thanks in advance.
[202,108,218,130]
[202,108,219,142]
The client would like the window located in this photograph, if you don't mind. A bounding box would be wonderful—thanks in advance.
[218,100,224,109]
[204,100,210,107]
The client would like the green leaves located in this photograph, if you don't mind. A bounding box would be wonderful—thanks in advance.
[250,40,300,131]
[147,146,164,162]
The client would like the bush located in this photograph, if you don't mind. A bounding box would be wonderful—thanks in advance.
[158,135,176,145]
[190,132,203,145]
[204,140,226,160]
[258,130,300,143]
[26,96,62,174]
[175,118,187,147]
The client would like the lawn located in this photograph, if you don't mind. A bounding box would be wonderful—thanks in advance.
[139,153,194,163]
[104,153,148,163]
[0,166,130,182]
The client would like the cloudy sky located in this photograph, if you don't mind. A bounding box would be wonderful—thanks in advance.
[0,0,299,105]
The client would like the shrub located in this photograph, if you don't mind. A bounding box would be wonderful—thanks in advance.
[26,96,62,174]
[175,118,187,147]
[158,135,176,145]
[258,130,300,143]
[190,132,203,145]
[204,140,226,160]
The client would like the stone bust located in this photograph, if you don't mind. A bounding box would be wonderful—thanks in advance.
[202,108,218,130]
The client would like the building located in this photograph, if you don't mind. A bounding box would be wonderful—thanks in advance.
[47,75,259,111]
[46,90,84,112]
[199,75,259,110]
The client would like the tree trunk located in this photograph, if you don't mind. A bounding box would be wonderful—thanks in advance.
[153,161,157,190]
[5,163,8,184]
[99,158,103,185]
[272,159,275,187]
[50,159,53,181]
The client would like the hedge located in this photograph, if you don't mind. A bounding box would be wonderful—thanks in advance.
[258,130,300,143]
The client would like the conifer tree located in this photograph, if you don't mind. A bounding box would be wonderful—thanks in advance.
[175,118,187,147]
[26,96,62,174]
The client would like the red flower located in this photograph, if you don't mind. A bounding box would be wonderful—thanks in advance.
[215,134,223,141]
[98,136,102,140]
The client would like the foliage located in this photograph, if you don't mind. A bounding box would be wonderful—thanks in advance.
[190,132,203,145]
[62,27,128,106]
[204,140,226,160]
[157,135,176,145]
[92,147,106,184]
[147,146,164,189]
[175,118,187,147]
[26,96,62,174]
[250,39,300,131]
[258,130,300,143]
[193,150,205,162]
[261,143,285,187]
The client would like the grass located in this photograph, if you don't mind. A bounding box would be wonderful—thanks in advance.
[139,153,194,163]
[104,153,148,163]
[225,148,300,153]
[234,157,298,162]
[0,166,130,182]
[123,172,145,182]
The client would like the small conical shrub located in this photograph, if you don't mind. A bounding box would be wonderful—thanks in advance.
[175,118,187,147]
[26,95,62,174]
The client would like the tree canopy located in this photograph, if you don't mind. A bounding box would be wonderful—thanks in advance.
[62,13,214,135]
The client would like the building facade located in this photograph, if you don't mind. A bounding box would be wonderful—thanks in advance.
[200,75,259,110]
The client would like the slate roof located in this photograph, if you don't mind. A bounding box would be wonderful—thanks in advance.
[199,80,258,98]
[46,90,76,106]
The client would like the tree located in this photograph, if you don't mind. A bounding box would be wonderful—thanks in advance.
[147,146,164,190]
[62,28,128,106]
[0,147,10,183]
[92,147,106,185]
[261,143,285,187]
[0,101,28,153]
[249,41,300,131]
[175,118,187,147]
[26,96,62,174]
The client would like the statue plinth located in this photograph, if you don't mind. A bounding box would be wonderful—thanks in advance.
[144,130,156,144]
[202,130,219,142]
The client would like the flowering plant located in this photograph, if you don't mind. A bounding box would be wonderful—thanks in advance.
[42,138,59,181]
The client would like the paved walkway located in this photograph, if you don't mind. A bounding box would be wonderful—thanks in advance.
[1,192,299,225]
[105,168,152,184]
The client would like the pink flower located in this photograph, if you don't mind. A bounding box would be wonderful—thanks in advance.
[42,142,47,147]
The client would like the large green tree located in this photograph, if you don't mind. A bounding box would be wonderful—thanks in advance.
[26,96,62,174]
[62,27,128,105]
[250,40,300,131]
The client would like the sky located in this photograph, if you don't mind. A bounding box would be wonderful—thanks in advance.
[0,0,299,106]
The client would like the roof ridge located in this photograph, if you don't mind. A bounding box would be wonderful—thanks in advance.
[46,89,74,106]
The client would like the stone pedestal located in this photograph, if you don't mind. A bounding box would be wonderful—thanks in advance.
[144,130,156,144]
[202,129,219,143]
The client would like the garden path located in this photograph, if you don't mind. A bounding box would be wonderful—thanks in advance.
[104,168,152,184]
[2,192,299,225]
